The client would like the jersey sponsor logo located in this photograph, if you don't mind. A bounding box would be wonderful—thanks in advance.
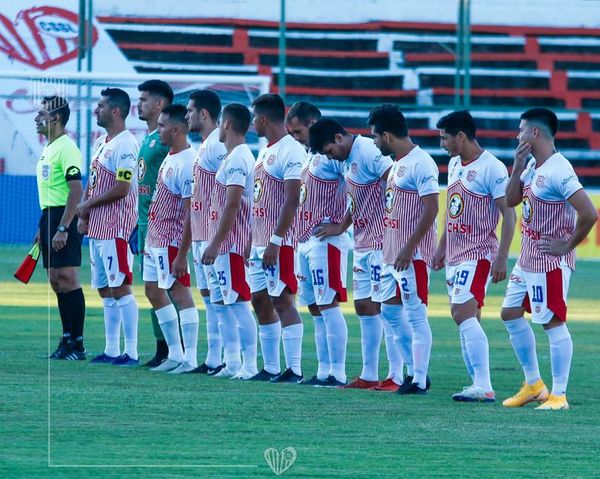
[496,176,508,185]
[66,166,80,177]
[522,196,533,223]
[348,192,356,215]
[299,183,307,205]
[467,170,477,182]
[138,158,146,181]
[312,156,320,167]
[88,166,98,189]
[396,165,406,177]
[448,192,464,219]
[165,167,174,178]
[117,168,133,182]
[536,175,545,188]
[350,163,358,175]
[104,149,112,159]
[383,216,400,230]
[457,169,464,178]
[267,154,276,166]
[41,164,51,180]
[253,178,264,203]
[561,174,576,186]
[384,187,394,213]
[149,139,156,149]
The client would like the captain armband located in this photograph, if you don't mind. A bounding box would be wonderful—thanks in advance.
[116,168,134,182]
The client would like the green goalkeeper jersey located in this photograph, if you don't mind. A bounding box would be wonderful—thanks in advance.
[137,130,170,225]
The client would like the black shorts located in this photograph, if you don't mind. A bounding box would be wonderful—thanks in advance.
[39,207,82,269]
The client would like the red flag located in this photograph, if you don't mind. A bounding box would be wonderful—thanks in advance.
[14,243,40,284]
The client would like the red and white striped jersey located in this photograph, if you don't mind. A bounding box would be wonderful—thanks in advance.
[346,135,393,252]
[383,146,439,265]
[445,150,509,265]
[146,146,195,248]
[190,128,227,241]
[252,134,305,247]
[296,152,347,242]
[87,131,139,240]
[518,153,583,272]
[209,144,255,255]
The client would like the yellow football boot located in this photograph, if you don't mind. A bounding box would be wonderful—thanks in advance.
[502,380,549,407]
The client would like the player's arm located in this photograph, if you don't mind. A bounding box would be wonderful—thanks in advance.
[491,197,517,283]
[263,178,301,267]
[506,142,530,207]
[432,224,447,271]
[172,198,192,278]
[202,185,244,265]
[77,169,133,221]
[395,193,439,271]
[314,209,352,240]
[539,189,599,256]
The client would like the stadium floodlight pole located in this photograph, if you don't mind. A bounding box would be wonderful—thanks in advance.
[454,0,464,108]
[278,0,286,103]
[462,0,472,109]
[85,0,94,169]
[76,0,86,154]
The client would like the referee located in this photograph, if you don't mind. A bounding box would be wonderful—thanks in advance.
[35,96,86,360]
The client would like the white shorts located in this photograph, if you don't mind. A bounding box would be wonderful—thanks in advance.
[143,244,191,290]
[248,245,297,297]
[89,237,134,289]
[379,258,430,308]
[445,259,492,307]
[206,252,252,305]
[297,234,350,307]
[352,249,384,302]
[192,241,223,301]
[502,263,571,324]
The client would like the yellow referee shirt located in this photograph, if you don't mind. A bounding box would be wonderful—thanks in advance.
[36,135,82,209]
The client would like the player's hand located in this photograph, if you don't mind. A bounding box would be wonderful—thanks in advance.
[243,243,252,264]
[538,236,570,257]
[171,253,188,278]
[313,223,341,240]
[394,245,414,271]
[33,229,40,245]
[491,254,508,283]
[263,242,280,267]
[432,246,446,271]
[513,141,531,172]
[77,218,88,235]
[76,201,90,220]
[52,231,68,251]
[201,242,219,265]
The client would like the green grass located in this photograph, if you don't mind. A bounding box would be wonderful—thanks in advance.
[1,245,599,478]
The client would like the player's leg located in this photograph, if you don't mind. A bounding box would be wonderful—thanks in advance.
[168,277,199,374]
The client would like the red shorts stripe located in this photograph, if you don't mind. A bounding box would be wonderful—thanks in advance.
[413,259,429,306]
[230,253,251,301]
[470,259,491,308]
[279,245,298,294]
[168,245,191,287]
[327,243,347,303]
[546,268,567,322]
[116,238,133,285]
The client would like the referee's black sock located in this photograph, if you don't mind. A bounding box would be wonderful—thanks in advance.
[55,292,71,337]
[61,288,86,350]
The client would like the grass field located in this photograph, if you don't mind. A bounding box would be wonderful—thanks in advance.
[1,245,599,478]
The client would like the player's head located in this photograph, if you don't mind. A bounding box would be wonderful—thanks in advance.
[186,89,221,133]
[308,118,351,161]
[367,104,409,156]
[158,104,189,147]
[36,96,70,136]
[518,108,558,145]
[96,88,130,128]
[436,110,477,157]
[286,101,321,147]
[137,79,174,123]
[219,103,251,143]
[252,93,285,137]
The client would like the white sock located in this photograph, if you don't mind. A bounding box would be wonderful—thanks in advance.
[282,323,303,376]
[459,330,474,382]
[459,317,492,391]
[313,315,329,380]
[321,306,347,383]
[259,322,282,374]
[229,302,258,375]
[203,296,222,368]
[503,317,541,385]
[381,303,413,376]
[116,294,138,360]
[381,319,403,383]
[358,315,382,381]
[155,304,184,362]
[180,308,199,367]
[102,297,121,357]
[405,303,432,389]
[213,303,241,371]
[545,324,573,396]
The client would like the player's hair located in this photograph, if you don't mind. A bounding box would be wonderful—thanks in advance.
[222,103,251,136]
[189,89,221,121]
[520,107,558,137]
[42,96,70,127]
[436,110,477,140]
[286,101,321,125]
[100,87,131,119]
[137,79,174,105]
[161,104,189,129]
[367,104,408,138]
[252,93,285,123]
[308,118,348,154]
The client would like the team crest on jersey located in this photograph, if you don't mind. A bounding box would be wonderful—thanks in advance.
[312,156,320,167]
[88,167,98,189]
[448,193,464,219]
[267,154,276,166]
[254,178,264,203]
[348,192,356,215]
[384,187,394,213]
[41,164,51,180]
[138,158,146,181]
[373,284,380,292]
[522,196,533,223]
[299,183,307,205]
[535,305,541,313]
[396,165,406,177]
[467,170,477,182]
[166,167,174,178]
[149,139,156,149]
[351,163,358,175]
[104,149,112,160]
[458,169,464,178]
[536,175,545,188]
